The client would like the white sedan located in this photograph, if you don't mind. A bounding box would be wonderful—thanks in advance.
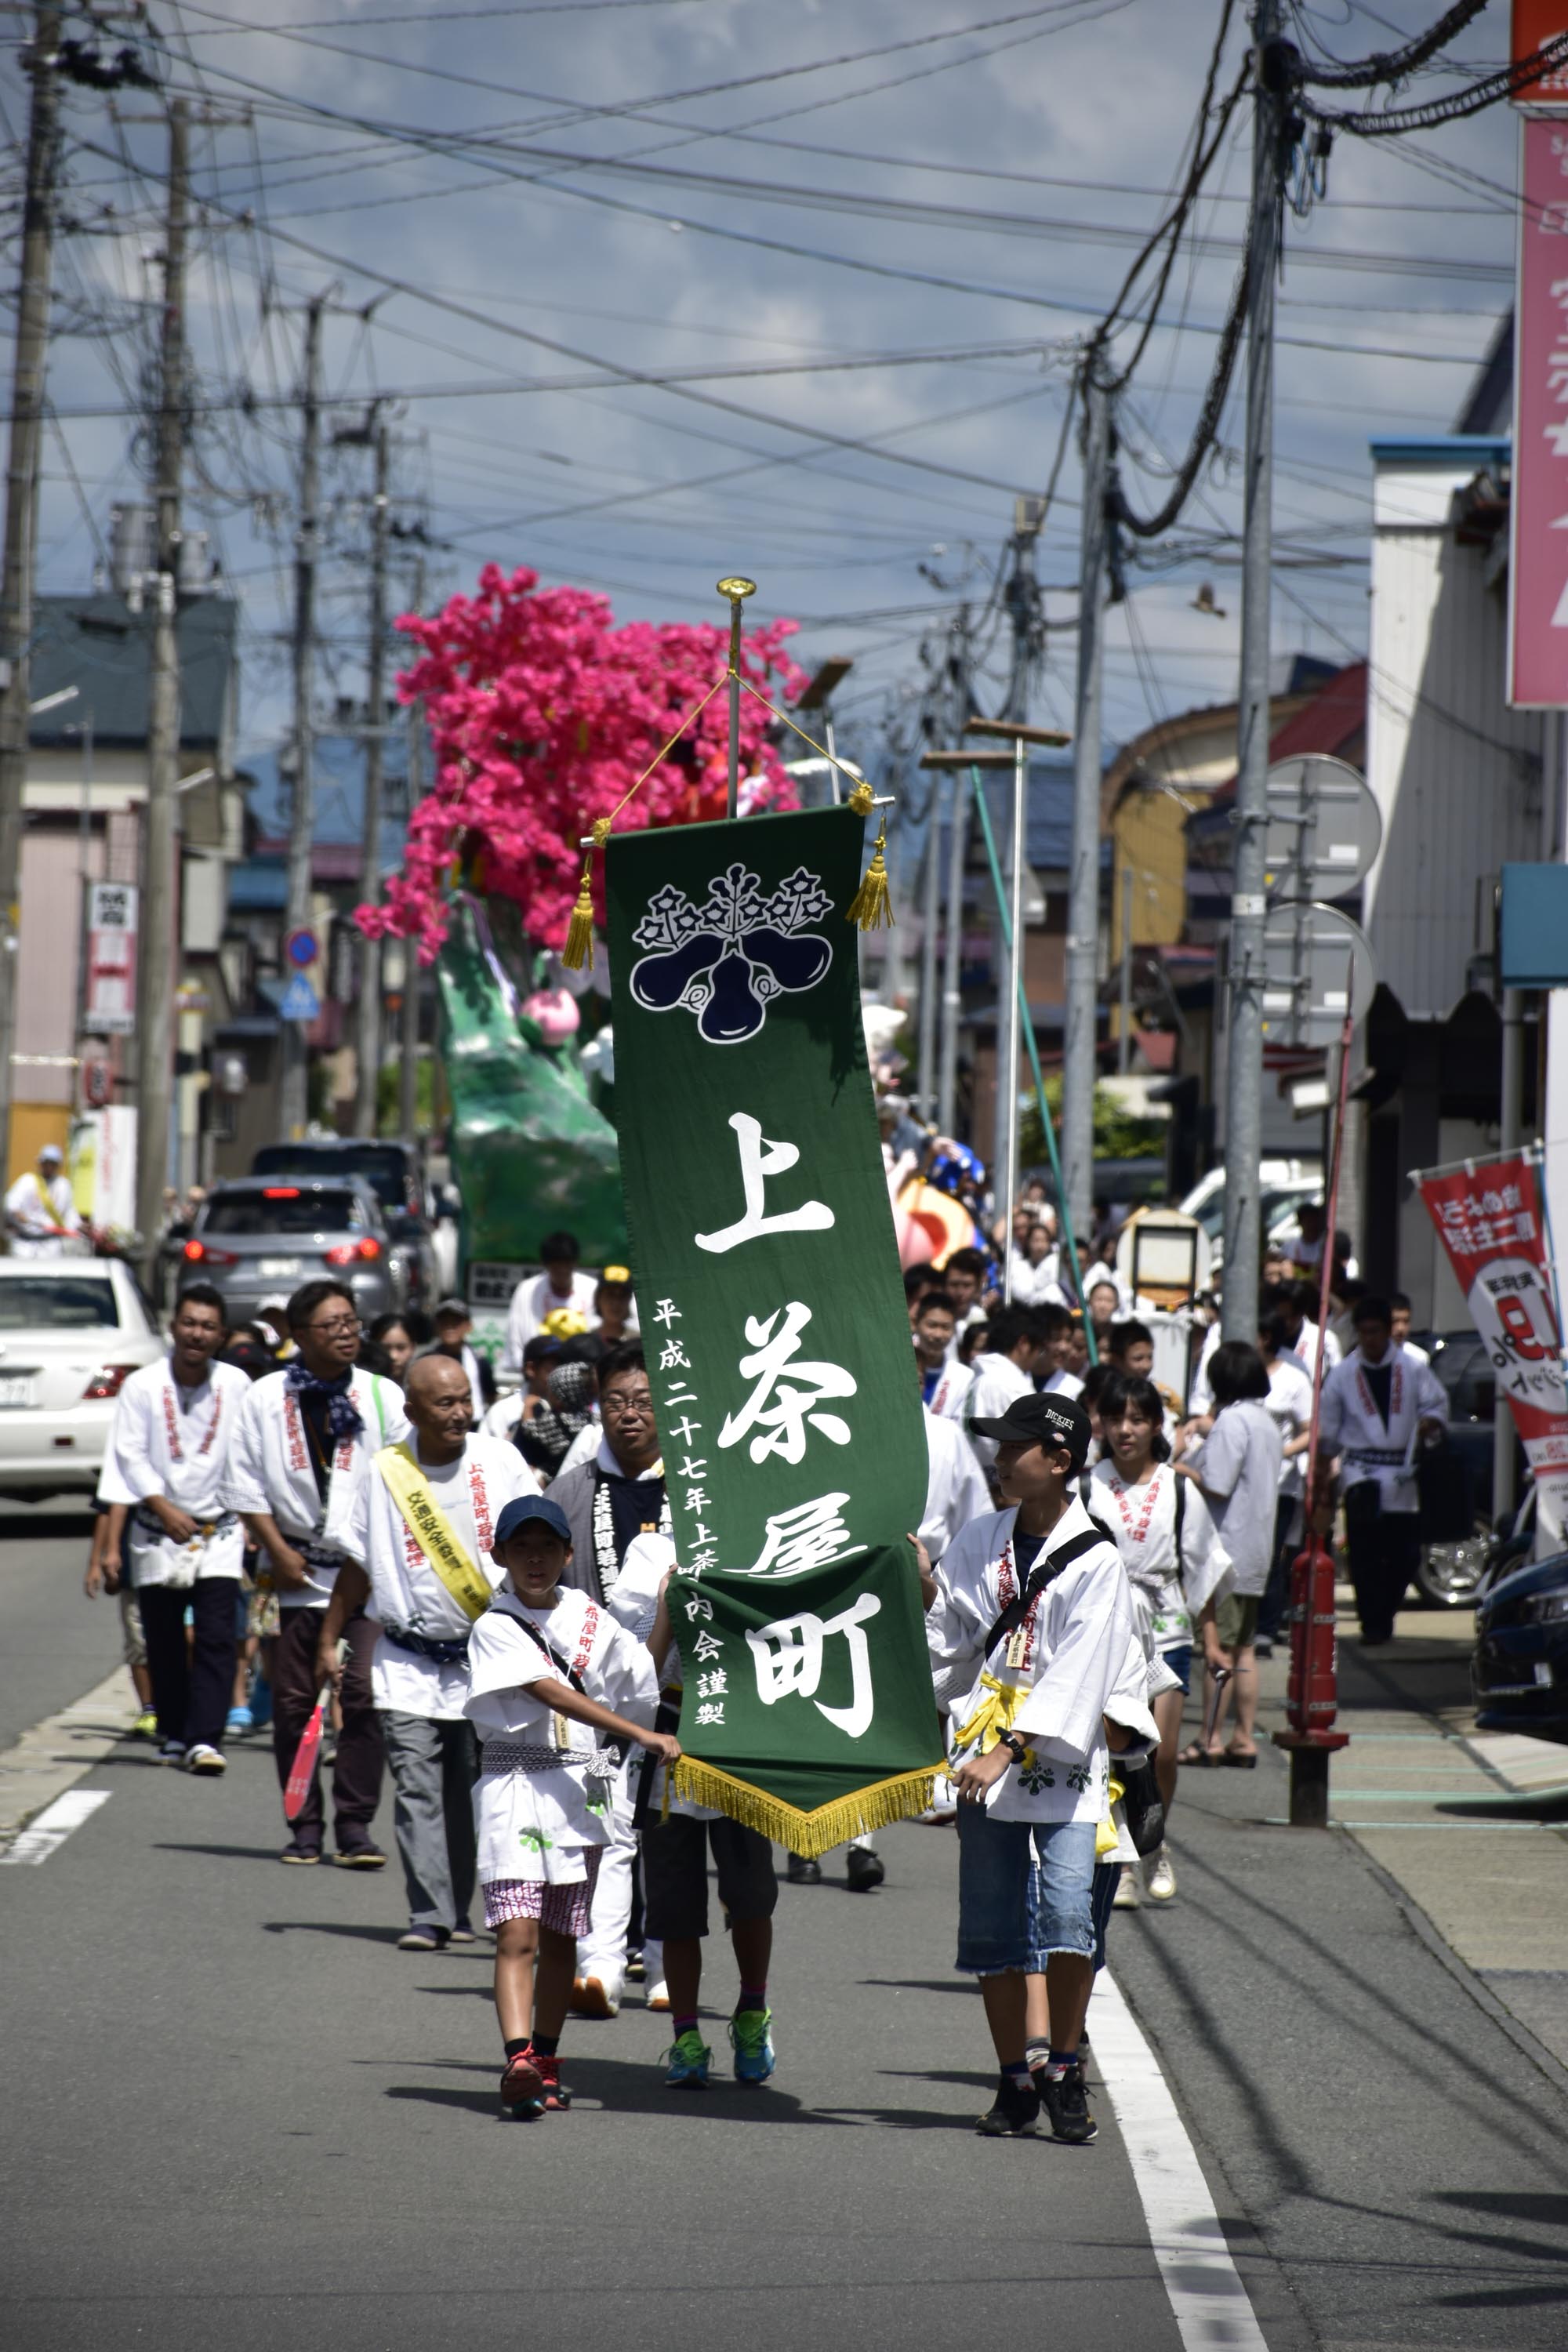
[0,1258,164,1500]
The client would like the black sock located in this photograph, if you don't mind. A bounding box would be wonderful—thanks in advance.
[532,2032,560,2060]
[503,2036,531,2060]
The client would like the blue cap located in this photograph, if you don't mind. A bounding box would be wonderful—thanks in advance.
[493,1494,571,1548]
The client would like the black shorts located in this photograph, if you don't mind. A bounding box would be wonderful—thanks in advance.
[641,1813,778,1940]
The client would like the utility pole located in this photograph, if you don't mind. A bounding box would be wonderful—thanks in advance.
[935,608,971,1138]
[0,4,64,1192]
[1221,3,1284,1339]
[352,409,389,1136]
[989,507,1043,1196]
[133,96,190,1276]
[400,558,426,1147]
[1063,364,1111,1248]
[280,292,326,1141]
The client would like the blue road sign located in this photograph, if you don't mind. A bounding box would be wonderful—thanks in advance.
[279,974,321,1023]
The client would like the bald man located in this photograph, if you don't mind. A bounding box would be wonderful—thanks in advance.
[324,1354,540,1950]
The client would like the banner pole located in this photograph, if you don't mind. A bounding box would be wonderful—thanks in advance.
[717,575,756,822]
[971,763,1096,1359]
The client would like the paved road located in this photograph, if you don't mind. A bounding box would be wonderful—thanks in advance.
[0,1501,119,1750]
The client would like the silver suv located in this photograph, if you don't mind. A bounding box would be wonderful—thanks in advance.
[180,1176,401,1326]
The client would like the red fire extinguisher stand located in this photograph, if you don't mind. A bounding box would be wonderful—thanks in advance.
[1272,981,1353,1825]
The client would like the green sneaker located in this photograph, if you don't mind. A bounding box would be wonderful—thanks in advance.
[728,2006,775,2084]
[664,2028,712,2089]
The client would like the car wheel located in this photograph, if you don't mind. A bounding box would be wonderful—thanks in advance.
[1416,1523,1494,1608]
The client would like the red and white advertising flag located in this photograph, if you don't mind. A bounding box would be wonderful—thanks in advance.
[1416,1150,1568,1545]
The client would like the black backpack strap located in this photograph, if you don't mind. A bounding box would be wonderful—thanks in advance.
[514,1613,586,1696]
[982,1525,1105,1658]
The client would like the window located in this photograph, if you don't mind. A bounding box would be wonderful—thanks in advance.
[0,1277,120,1330]
[204,1190,361,1237]
[252,1142,412,1214]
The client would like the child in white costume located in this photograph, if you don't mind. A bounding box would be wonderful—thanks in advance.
[465,1494,675,2118]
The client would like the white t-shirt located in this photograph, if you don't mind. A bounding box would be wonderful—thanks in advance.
[502,1269,601,1369]
[1263,1352,1314,1500]
[1189,1401,1283,1596]
[964,1351,1034,1468]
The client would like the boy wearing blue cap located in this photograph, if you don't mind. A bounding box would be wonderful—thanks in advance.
[466,1494,679,2117]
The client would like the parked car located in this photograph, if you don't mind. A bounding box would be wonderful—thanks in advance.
[250,1138,439,1312]
[1472,1548,1568,1745]
[180,1177,400,1326]
[1410,1329,1520,1609]
[1179,1161,1323,1247]
[0,1258,164,1500]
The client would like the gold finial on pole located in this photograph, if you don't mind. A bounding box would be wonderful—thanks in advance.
[717,576,757,820]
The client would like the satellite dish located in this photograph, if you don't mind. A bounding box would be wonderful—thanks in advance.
[1260,902,1377,1048]
[1262,755,1381,902]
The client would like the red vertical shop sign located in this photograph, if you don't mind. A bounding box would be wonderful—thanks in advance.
[1510,118,1568,706]
[1415,1151,1568,1545]
[1515,3,1568,105]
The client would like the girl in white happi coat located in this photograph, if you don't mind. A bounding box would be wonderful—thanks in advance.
[465,1494,673,2118]
[96,1284,253,1769]
[1087,1370,1230,1907]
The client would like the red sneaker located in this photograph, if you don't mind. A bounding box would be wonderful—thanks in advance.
[535,2052,572,2111]
[499,2049,545,2117]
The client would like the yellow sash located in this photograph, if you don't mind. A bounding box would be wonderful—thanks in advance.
[955,1671,1120,1857]
[375,1443,493,1621]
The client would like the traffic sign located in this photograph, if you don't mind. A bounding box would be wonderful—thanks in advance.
[1260,902,1376,1049]
[1262,756,1381,904]
[285,927,319,969]
[279,973,321,1023]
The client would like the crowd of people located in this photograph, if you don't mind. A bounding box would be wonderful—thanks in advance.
[78,1181,1446,2140]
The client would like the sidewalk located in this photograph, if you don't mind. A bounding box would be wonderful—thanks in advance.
[1259,1582,1568,2071]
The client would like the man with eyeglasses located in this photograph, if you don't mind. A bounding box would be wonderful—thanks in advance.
[222,1277,410,1864]
[548,1342,670,2018]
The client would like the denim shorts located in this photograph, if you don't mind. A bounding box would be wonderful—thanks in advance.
[955,1804,1098,1975]
[1161,1641,1193,1694]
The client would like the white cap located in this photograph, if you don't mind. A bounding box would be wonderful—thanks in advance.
[38,1144,63,1166]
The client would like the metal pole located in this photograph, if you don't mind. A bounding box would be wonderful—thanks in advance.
[73,713,92,1047]
[916,774,940,1120]
[400,689,425,1146]
[718,575,754,822]
[0,5,64,1192]
[938,768,967,1135]
[353,412,389,1136]
[1001,735,1025,1301]
[1118,860,1134,1076]
[1064,366,1110,1247]
[1495,986,1525,1526]
[1221,5,1282,1341]
[281,292,326,1141]
[134,97,190,1279]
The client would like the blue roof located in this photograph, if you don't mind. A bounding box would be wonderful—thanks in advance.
[227,862,289,913]
[246,731,413,866]
[27,593,238,750]
[938,760,1111,877]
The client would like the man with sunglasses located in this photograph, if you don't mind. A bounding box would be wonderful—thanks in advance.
[223,1278,410,1864]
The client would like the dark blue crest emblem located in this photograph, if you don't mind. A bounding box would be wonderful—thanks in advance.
[629,862,834,1044]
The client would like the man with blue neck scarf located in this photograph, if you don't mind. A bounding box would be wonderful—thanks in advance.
[223,1278,410,1864]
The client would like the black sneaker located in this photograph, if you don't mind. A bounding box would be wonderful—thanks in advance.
[1040,2064,1098,2143]
[976,2072,1040,2136]
[786,1853,822,1885]
[844,1846,885,1891]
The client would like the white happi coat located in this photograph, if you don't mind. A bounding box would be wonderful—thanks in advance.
[5,1168,80,1256]
[927,1496,1152,1824]
[97,1354,253,1588]
[1087,1458,1230,1657]
[963,1350,1034,1468]
[219,1366,411,1605]
[338,1433,538,1719]
[598,1529,719,1822]
[1319,1343,1447,1515]
[502,1269,601,1369]
[920,1405,992,1557]
[466,1586,658,1882]
[923,1354,974,1423]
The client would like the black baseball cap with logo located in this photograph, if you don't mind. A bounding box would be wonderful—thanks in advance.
[969,1391,1092,1468]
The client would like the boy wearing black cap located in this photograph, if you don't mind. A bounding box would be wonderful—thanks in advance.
[464,1494,679,2117]
[918,1391,1154,2143]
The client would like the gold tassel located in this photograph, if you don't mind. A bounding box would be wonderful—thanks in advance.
[848,780,874,816]
[561,855,596,971]
[846,818,893,931]
[668,1756,939,1858]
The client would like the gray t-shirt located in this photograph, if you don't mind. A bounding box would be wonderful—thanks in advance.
[1196,1401,1283,1597]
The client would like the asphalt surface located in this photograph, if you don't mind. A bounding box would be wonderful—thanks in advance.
[5,1532,1567,2351]
[0,1501,120,1750]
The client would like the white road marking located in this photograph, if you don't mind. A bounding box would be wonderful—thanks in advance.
[1094,1969,1269,2352]
[0,1787,110,1865]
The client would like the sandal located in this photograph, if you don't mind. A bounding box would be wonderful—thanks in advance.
[1221,1748,1258,1769]
[1178,1742,1221,1768]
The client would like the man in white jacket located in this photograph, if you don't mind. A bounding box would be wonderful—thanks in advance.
[1319,1294,1447,1645]
[221,1277,410,1864]
[921,1390,1152,2144]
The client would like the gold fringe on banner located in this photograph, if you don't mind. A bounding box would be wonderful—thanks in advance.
[846,815,893,932]
[670,1756,939,1858]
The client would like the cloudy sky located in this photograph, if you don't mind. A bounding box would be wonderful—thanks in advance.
[7,0,1521,785]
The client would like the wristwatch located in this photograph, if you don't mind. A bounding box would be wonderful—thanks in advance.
[996,1730,1028,1764]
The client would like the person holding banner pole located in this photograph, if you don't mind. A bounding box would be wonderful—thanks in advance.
[318,1356,539,1950]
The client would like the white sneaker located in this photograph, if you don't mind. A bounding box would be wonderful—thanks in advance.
[646,1979,671,2011]
[184,1743,226,1775]
[1144,1846,1176,1902]
[1111,1860,1142,1909]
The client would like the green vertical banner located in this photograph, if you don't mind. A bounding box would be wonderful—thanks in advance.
[605,806,942,1853]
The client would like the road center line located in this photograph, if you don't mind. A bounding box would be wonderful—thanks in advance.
[0,1787,111,1865]
[1094,1969,1269,2352]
